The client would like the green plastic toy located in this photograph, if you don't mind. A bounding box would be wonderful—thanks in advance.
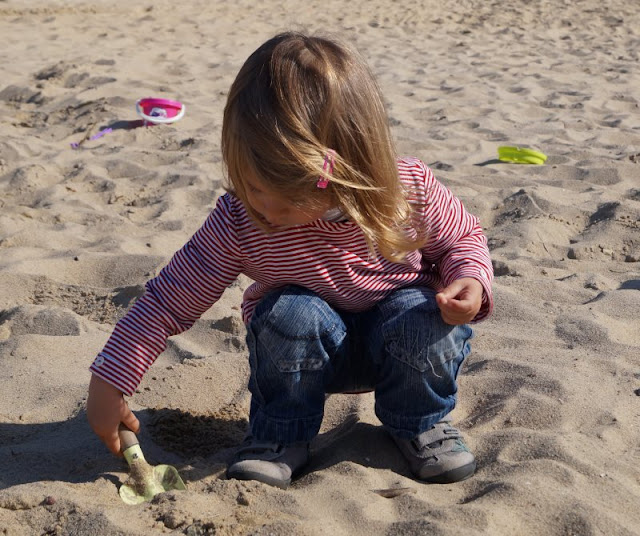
[498,146,547,165]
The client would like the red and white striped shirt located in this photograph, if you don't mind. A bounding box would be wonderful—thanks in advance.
[90,158,493,395]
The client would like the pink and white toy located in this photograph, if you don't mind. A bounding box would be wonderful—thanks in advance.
[135,97,185,125]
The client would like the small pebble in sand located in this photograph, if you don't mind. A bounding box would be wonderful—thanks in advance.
[372,487,416,498]
[44,496,56,505]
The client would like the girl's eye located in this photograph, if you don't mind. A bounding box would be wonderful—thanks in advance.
[248,184,262,193]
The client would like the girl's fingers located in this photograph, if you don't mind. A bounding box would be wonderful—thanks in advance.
[106,432,122,456]
[439,299,476,325]
[121,409,140,435]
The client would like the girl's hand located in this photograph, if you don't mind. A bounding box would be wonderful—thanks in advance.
[435,277,484,325]
[87,374,140,456]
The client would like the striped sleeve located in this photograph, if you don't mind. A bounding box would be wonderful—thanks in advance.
[90,195,244,395]
[416,161,494,321]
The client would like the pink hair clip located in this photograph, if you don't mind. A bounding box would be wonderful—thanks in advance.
[317,149,335,189]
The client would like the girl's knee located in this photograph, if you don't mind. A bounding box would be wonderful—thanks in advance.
[253,286,339,335]
[249,285,346,373]
[376,287,439,317]
[377,289,473,376]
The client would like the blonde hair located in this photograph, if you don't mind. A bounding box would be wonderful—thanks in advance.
[221,32,425,261]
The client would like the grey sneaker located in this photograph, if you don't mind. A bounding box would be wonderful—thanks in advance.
[226,437,310,489]
[392,420,476,483]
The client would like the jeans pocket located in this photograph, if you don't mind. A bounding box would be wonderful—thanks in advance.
[384,310,473,374]
[260,327,329,373]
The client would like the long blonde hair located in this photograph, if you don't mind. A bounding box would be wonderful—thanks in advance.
[221,32,425,261]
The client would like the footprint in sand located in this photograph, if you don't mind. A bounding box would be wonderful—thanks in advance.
[0,304,87,338]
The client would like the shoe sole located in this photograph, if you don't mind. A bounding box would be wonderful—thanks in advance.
[420,461,476,484]
[226,467,292,489]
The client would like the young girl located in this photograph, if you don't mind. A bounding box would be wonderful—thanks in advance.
[87,32,493,489]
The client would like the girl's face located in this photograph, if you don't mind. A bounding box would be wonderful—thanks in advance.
[244,174,331,228]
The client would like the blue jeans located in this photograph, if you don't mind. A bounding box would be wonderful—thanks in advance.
[246,285,473,444]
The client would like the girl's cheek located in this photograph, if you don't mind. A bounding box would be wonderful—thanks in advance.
[246,192,262,212]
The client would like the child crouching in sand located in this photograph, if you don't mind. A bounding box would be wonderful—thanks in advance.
[87,31,494,489]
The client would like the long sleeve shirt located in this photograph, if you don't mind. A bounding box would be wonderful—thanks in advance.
[90,157,494,396]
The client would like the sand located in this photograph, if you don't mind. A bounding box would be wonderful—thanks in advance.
[1,0,639,534]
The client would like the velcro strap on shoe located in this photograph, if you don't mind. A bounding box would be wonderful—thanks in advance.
[413,423,462,450]
[236,442,283,461]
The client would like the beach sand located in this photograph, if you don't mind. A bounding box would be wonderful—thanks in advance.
[1,0,639,534]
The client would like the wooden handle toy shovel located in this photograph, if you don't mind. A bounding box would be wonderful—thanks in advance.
[118,425,186,505]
